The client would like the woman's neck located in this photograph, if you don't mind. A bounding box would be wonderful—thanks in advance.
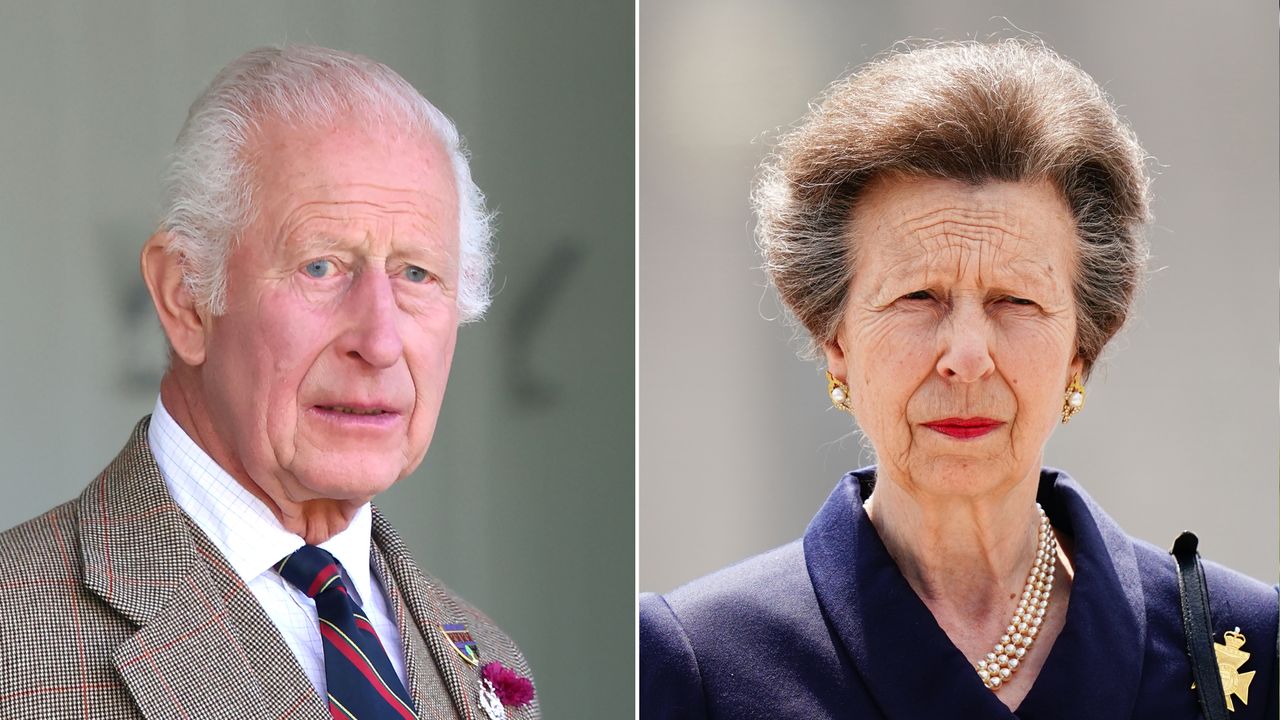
[863,468,1044,621]
[863,465,1075,709]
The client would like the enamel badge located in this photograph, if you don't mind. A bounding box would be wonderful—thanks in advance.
[441,623,480,666]
[1215,628,1255,711]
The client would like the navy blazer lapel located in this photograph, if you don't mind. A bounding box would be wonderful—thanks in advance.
[1015,469,1146,719]
[82,418,325,720]
[804,470,1013,718]
[804,468,1148,719]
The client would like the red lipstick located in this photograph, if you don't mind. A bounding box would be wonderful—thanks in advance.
[923,417,1004,439]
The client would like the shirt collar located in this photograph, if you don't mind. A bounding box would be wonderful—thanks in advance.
[148,396,376,604]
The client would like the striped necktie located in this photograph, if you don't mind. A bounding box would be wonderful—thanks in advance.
[275,545,418,720]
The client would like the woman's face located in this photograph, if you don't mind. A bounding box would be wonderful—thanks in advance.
[824,176,1083,497]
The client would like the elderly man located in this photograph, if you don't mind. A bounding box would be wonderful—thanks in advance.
[0,46,537,720]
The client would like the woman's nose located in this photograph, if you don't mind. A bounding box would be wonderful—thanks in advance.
[935,303,995,382]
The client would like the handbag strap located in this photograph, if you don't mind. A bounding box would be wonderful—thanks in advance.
[1170,531,1228,720]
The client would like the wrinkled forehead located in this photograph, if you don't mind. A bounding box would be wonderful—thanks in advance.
[241,117,460,248]
[850,176,1077,286]
[252,116,454,196]
[209,119,464,292]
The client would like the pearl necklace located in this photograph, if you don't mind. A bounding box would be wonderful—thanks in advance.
[975,504,1057,691]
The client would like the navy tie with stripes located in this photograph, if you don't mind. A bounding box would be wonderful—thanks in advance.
[276,545,418,720]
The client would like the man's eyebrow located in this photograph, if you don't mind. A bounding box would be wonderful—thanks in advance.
[300,235,350,252]
[285,231,458,269]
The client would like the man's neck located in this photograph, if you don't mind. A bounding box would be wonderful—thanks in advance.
[158,370,363,544]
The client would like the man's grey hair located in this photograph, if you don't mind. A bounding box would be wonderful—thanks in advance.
[160,45,493,322]
[753,39,1151,379]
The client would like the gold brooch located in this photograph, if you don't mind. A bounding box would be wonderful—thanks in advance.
[1195,627,1256,710]
[1215,628,1255,711]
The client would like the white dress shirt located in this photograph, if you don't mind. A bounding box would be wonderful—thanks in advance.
[147,397,409,697]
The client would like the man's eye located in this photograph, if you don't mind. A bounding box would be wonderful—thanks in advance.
[1005,296,1035,306]
[303,259,334,278]
[404,265,432,284]
[901,290,932,301]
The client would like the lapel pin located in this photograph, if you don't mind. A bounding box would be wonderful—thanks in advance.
[440,623,480,666]
[441,623,534,718]
[1215,628,1255,711]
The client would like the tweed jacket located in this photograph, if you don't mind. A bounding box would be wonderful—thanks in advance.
[0,418,539,720]
[641,467,1278,719]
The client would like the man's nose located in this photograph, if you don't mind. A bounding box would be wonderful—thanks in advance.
[338,270,404,369]
[935,302,995,383]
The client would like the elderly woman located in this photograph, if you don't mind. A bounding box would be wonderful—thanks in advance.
[639,41,1276,719]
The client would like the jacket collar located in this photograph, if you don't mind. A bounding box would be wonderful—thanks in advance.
[803,467,1146,719]
[76,416,479,720]
[80,417,313,719]
[78,417,198,627]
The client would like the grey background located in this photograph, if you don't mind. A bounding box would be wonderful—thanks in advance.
[0,2,633,717]
[640,0,1279,593]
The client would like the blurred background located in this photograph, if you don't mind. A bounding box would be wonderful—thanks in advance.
[0,2,632,716]
[640,0,1278,592]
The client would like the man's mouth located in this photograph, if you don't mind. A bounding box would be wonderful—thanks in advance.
[316,405,392,416]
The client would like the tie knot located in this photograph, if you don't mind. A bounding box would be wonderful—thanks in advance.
[275,545,345,599]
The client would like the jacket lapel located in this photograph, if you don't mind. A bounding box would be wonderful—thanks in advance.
[372,508,477,720]
[1015,469,1147,719]
[81,418,325,720]
[804,471,1014,718]
[372,541,466,720]
[186,519,328,720]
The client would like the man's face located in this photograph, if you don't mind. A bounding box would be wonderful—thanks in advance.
[198,117,460,505]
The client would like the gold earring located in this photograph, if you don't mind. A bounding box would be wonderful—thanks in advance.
[826,371,853,412]
[1061,375,1085,424]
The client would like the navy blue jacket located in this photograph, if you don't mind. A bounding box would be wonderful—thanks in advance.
[641,468,1277,719]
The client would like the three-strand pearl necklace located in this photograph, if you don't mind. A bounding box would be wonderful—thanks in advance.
[975,504,1057,691]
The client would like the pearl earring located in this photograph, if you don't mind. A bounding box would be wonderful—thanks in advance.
[1061,375,1085,424]
[826,371,852,412]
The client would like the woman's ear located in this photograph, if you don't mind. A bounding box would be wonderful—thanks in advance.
[823,336,848,383]
[1069,354,1085,383]
[140,232,208,366]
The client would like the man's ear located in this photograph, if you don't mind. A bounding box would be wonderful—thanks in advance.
[141,232,207,366]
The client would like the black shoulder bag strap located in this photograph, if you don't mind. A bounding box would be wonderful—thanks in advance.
[1170,530,1228,720]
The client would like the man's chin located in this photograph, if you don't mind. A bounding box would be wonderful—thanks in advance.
[290,462,404,504]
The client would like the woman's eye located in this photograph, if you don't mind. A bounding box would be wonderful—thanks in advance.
[404,265,432,284]
[303,259,334,278]
[901,290,932,301]
[1005,296,1035,306]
